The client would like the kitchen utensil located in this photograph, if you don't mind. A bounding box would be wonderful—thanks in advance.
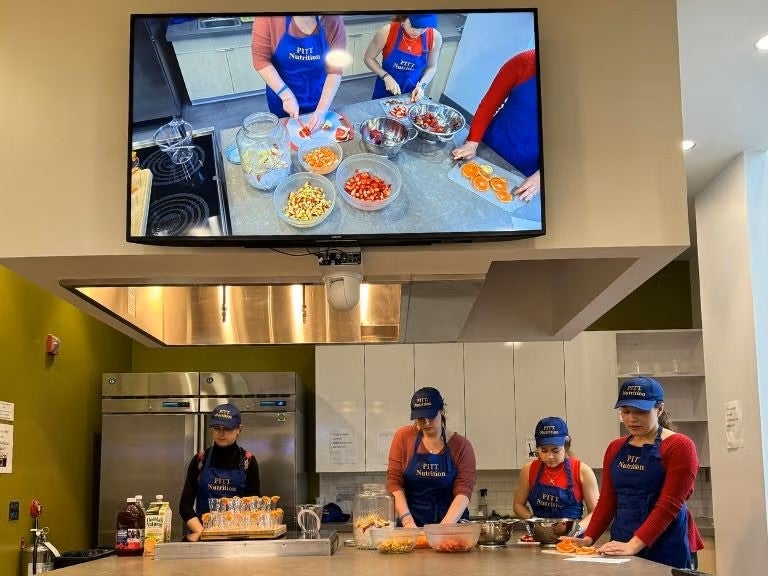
[356,117,417,157]
[153,118,195,164]
[460,519,516,546]
[335,153,402,212]
[422,523,481,552]
[296,504,323,536]
[369,526,421,554]
[407,102,466,142]
[523,517,579,544]
[273,172,336,228]
[297,138,343,175]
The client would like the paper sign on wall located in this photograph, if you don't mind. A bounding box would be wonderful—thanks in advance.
[329,429,359,466]
[725,400,744,450]
[0,423,12,473]
[525,435,537,459]
[0,401,13,422]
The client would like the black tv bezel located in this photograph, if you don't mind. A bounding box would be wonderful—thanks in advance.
[126,9,546,249]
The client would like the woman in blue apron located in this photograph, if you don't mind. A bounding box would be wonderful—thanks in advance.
[386,387,476,527]
[179,403,260,537]
[365,14,443,102]
[452,49,542,201]
[575,378,703,568]
[513,417,599,532]
[252,16,345,132]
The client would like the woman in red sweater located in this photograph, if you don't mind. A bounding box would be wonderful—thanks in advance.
[575,377,703,569]
[386,387,476,527]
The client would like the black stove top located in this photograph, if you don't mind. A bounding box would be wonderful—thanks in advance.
[133,129,230,237]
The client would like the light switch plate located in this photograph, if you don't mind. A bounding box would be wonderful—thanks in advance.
[8,500,19,521]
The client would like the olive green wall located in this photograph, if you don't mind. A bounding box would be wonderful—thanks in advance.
[588,260,694,330]
[0,266,132,576]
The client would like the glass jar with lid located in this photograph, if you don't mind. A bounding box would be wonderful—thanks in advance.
[235,112,291,190]
[352,483,394,550]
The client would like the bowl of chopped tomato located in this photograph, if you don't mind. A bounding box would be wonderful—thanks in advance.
[408,102,465,143]
[335,153,401,211]
[297,138,343,175]
[423,523,481,552]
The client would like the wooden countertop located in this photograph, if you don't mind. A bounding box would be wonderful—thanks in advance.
[54,542,672,575]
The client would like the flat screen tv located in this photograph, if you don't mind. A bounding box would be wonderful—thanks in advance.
[127,10,544,247]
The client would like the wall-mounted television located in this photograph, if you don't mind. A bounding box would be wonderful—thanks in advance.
[128,10,544,247]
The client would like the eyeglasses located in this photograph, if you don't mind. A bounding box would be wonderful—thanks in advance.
[211,425,237,434]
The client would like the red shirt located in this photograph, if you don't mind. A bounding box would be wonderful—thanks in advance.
[529,457,583,502]
[584,433,704,552]
[467,49,537,144]
[382,22,434,59]
[386,424,476,499]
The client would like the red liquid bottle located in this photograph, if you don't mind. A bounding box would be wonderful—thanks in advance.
[115,497,145,556]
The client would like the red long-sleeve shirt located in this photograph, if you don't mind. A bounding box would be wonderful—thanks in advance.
[584,433,704,552]
[467,49,537,144]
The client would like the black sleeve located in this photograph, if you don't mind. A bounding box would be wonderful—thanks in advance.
[246,456,261,497]
[179,453,202,522]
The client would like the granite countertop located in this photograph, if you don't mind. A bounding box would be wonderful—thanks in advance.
[51,540,674,576]
[221,99,541,238]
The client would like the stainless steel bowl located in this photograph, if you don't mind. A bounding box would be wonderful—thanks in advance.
[524,518,579,544]
[407,102,466,142]
[461,520,515,546]
[357,117,417,157]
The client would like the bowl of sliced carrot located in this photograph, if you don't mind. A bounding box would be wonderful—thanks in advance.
[298,138,343,175]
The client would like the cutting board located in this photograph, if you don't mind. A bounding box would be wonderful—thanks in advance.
[282,111,352,150]
[447,159,526,213]
[200,524,287,541]
[130,168,152,236]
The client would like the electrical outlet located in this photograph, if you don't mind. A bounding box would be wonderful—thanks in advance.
[8,500,19,521]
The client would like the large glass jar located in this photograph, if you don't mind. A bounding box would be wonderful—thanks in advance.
[352,483,394,550]
[235,112,291,190]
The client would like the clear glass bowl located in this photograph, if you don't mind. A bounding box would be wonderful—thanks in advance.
[423,523,481,552]
[273,172,335,228]
[370,527,421,554]
[335,153,401,211]
[297,138,343,175]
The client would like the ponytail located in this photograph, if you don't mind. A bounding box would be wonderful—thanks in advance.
[657,402,677,431]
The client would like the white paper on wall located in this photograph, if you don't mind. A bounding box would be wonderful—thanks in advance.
[0,423,13,473]
[724,400,744,449]
[329,429,359,465]
[0,401,13,422]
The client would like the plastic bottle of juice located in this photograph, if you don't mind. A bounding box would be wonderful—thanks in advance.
[115,497,144,556]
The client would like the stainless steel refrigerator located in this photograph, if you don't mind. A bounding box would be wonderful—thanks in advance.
[98,372,304,546]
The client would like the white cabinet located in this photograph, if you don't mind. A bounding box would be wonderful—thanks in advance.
[513,342,567,466]
[414,344,465,435]
[464,343,516,469]
[227,46,267,94]
[428,37,459,103]
[364,345,415,471]
[564,332,619,467]
[175,50,234,102]
[315,345,366,472]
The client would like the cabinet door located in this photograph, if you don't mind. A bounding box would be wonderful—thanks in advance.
[414,344,465,435]
[513,342,566,465]
[365,344,415,471]
[227,47,267,94]
[315,345,366,472]
[464,343,516,469]
[564,332,619,467]
[175,50,234,102]
[427,38,459,102]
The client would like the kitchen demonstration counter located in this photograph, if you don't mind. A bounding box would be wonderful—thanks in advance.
[222,98,542,237]
[54,542,672,576]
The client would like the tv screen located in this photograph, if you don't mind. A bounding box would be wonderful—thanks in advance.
[128,10,544,247]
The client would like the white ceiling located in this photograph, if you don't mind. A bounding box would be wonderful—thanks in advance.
[678,0,768,195]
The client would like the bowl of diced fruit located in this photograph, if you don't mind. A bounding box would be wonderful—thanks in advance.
[357,117,416,157]
[273,172,335,228]
[297,138,343,175]
[407,102,466,143]
[369,527,422,554]
[335,153,401,211]
[422,523,481,552]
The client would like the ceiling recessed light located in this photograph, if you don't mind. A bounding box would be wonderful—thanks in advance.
[682,140,696,151]
[756,35,768,51]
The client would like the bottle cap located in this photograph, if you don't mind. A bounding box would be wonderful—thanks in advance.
[127,498,136,502]
[155,495,164,500]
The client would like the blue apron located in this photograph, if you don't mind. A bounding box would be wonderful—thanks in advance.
[610,427,691,568]
[266,16,329,117]
[372,25,428,99]
[402,429,468,526]
[194,446,247,519]
[527,457,583,519]
[483,75,540,177]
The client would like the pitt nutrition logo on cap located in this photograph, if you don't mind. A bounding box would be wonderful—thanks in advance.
[209,403,241,429]
[534,417,569,447]
[614,377,664,411]
[410,387,444,420]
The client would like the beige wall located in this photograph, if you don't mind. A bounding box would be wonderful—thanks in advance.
[695,152,768,576]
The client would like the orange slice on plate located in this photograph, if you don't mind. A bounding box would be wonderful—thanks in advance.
[471,174,490,191]
[495,188,513,202]
[490,176,508,193]
[555,540,577,554]
[461,162,480,178]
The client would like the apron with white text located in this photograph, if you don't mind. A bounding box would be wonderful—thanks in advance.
[372,25,428,99]
[195,446,247,519]
[527,457,583,518]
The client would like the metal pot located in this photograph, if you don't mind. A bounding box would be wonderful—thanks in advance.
[523,518,579,544]
[460,519,515,546]
[407,102,466,143]
[356,117,417,157]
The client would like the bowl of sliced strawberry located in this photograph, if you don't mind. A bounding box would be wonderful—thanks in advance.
[408,102,466,143]
[335,153,401,211]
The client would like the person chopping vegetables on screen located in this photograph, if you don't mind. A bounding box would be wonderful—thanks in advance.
[251,15,347,133]
[386,387,476,527]
[365,14,443,102]
[452,49,541,201]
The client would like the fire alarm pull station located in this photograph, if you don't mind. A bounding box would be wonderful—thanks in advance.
[46,335,61,356]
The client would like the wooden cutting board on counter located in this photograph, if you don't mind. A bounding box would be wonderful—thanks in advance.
[130,168,152,236]
[200,524,287,541]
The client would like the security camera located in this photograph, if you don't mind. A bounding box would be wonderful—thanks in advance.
[323,269,362,311]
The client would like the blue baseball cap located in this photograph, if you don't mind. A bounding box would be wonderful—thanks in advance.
[615,377,665,411]
[410,387,444,420]
[534,417,569,447]
[210,403,241,429]
[407,14,438,29]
